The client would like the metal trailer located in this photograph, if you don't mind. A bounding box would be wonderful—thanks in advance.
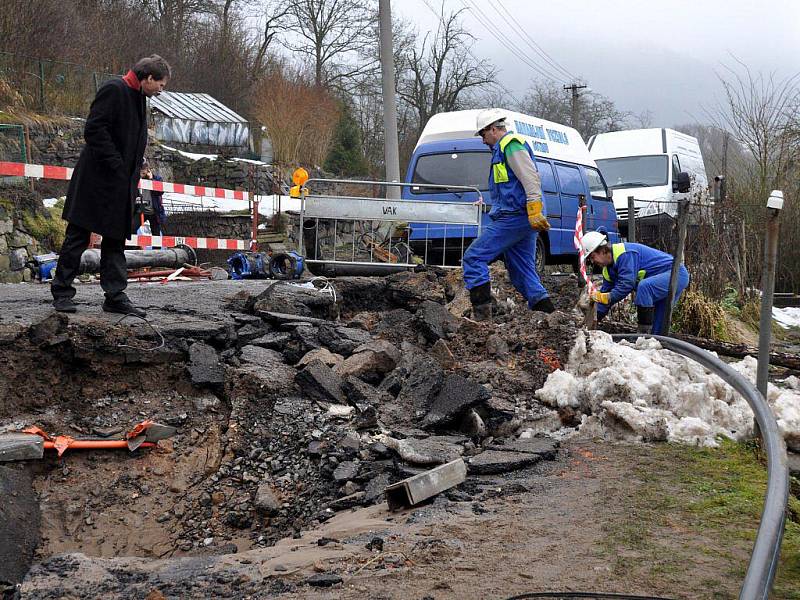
[298,178,483,276]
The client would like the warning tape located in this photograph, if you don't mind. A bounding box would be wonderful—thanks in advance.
[573,206,596,293]
[127,234,251,251]
[0,161,249,201]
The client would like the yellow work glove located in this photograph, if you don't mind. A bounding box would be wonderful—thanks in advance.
[526,200,550,231]
[591,290,610,305]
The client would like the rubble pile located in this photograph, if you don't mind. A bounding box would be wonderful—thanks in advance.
[0,269,583,596]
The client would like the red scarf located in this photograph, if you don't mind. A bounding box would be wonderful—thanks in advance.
[122,70,141,91]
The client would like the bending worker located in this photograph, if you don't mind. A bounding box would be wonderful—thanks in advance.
[463,108,554,321]
[581,230,690,334]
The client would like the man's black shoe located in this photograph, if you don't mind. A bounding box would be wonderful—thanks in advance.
[530,297,556,314]
[53,297,77,313]
[103,298,147,318]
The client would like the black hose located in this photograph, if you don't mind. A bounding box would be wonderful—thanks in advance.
[506,594,673,600]
[611,334,788,600]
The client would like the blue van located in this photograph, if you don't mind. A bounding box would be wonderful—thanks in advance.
[402,109,620,268]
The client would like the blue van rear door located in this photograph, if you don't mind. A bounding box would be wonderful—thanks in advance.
[534,159,561,249]
[584,165,617,236]
[553,162,585,254]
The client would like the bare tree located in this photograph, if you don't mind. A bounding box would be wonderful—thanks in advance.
[282,0,376,90]
[515,80,631,139]
[704,59,800,293]
[707,59,800,200]
[250,1,292,81]
[396,8,492,137]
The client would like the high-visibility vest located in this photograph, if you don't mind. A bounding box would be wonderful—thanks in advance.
[488,133,535,214]
[602,243,647,282]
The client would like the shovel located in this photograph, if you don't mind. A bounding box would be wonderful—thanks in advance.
[0,420,177,461]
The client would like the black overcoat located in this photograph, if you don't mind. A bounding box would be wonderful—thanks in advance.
[62,78,147,240]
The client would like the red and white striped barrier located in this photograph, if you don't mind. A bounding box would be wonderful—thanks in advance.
[0,161,249,201]
[573,205,596,293]
[127,234,251,251]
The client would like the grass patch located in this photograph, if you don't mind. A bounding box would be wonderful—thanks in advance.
[600,439,800,599]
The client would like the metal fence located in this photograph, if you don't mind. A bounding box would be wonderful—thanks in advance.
[0,52,117,115]
[298,179,483,274]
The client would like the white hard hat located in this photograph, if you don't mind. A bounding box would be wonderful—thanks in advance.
[475,108,508,136]
[581,230,608,258]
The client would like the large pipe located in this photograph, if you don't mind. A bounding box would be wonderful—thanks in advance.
[612,334,788,600]
[78,244,196,274]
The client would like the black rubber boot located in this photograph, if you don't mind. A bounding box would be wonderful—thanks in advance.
[52,297,77,313]
[469,282,492,322]
[637,306,655,334]
[103,298,147,318]
[530,297,555,314]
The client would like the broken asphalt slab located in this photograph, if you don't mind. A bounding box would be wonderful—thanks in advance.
[0,465,40,586]
[467,450,546,475]
[187,342,225,386]
[295,359,347,404]
[421,373,492,429]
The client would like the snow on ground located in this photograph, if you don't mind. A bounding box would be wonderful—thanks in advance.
[161,193,301,217]
[536,331,800,450]
[773,306,800,329]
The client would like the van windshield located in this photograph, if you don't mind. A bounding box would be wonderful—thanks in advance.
[410,151,491,194]
[595,155,668,189]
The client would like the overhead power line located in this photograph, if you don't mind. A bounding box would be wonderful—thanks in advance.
[418,0,526,107]
[458,0,568,85]
[493,0,577,82]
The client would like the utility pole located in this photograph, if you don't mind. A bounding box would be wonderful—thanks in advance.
[564,83,587,130]
[379,0,401,200]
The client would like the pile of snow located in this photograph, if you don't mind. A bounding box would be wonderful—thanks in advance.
[536,331,800,450]
[773,306,800,329]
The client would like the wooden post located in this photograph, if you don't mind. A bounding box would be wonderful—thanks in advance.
[627,195,636,243]
[661,198,690,335]
[23,124,34,192]
[578,193,596,329]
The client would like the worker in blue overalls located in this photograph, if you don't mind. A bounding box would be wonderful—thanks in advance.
[462,109,554,322]
[581,230,690,334]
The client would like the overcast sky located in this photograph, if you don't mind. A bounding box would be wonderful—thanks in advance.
[393,0,800,127]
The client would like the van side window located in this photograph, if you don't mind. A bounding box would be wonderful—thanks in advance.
[554,163,584,196]
[672,155,682,178]
[586,167,609,199]
[534,160,557,194]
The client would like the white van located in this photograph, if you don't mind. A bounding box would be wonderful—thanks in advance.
[587,128,708,224]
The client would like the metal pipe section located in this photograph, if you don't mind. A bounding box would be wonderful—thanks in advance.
[612,334,789,600]
[78,244,196,274]
[757,208,781,399]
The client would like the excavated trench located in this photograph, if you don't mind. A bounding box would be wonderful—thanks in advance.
[0,269,584,597]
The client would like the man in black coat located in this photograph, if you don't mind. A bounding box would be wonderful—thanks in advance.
[51,55,171,316]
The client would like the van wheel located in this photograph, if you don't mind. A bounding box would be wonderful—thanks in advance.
[535,235,546,273]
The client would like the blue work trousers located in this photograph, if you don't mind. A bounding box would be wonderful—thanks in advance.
[598,265,690,334]
[462,213,548,309]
